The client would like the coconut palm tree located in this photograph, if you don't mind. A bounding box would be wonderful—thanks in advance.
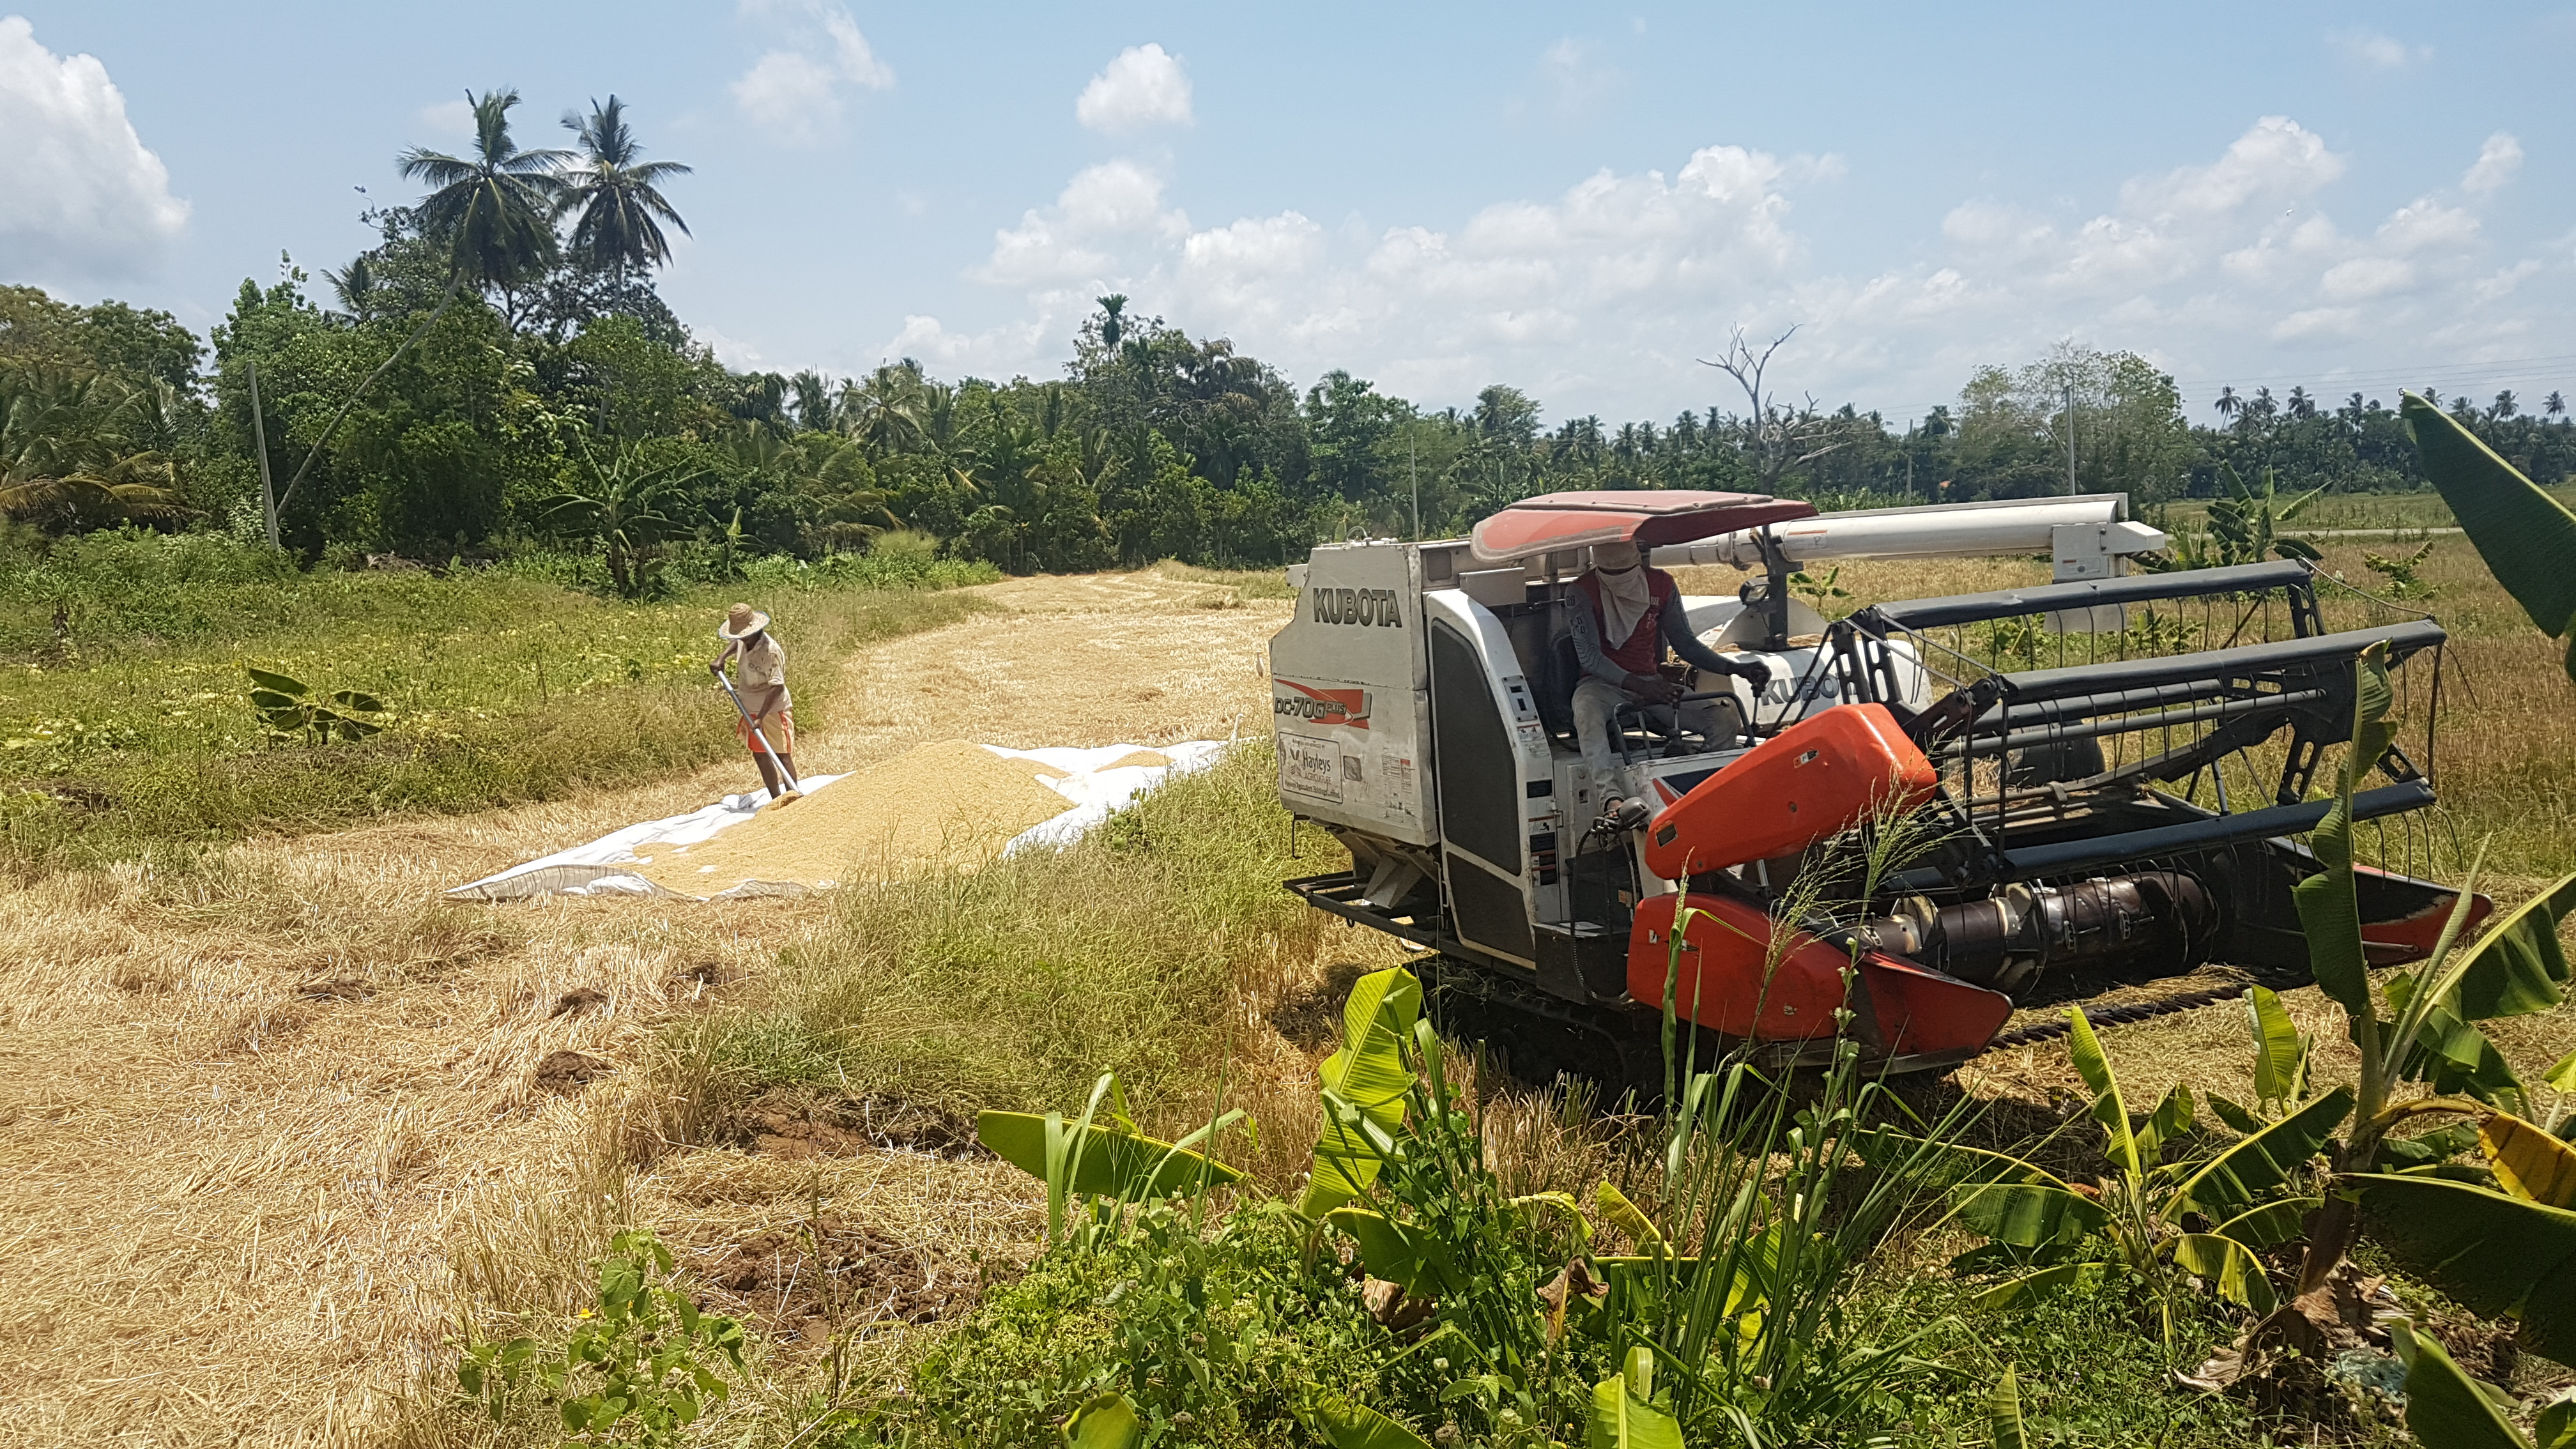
[2489,389,2518,422]
[270,91,567,542]
[399,89,569,306]
[2546,390,2567,421]
[0,368,185,525]
[556,96,692,286]
[2213,385,2240,422]
[1097,294,1129,352]
[789,370,838,434]
[2286,385,2315,420]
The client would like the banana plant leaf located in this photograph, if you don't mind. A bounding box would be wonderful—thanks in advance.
[2212,1195,2322,1250]
[2404,392,2576,683]
[2481,1113,2576,1208]
[2397,1328,2530,1449]
[2294,642,2396,1019]
[1589,1347,1685,1449]
[2442,873,2576,1021]
[1952,1181,2112,1248]
[2171,1085,2353,1218]
[1989,1365,2030,1449]
[975,1112,1244,1200]
[2136,1082,2196,1163]
[2356,1174,2576,1362]
[2246,985,2307,1108]
[2206,1094,2264,1134]
[1971,1259,2106,1310]
[1309,1394,1436,1449]
[2067,1008,2141,1176]
[2384,1122,2485,1171]
[1061,1392,1144,1449]
[1326,1208,1466,1298]
[2170,1232,2278,1315]
[1595,1180,1664,1247]
[1298,968,1422,1219]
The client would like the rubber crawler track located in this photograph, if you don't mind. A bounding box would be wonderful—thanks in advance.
[1982,985,2245,1052]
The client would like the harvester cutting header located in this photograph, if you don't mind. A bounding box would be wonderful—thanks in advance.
[1269,489,2477,1082]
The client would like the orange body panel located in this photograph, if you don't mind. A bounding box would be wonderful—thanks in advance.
[1626,891,2012,1053]
[1626,892,1854,1041]
[1643,703,1938,880]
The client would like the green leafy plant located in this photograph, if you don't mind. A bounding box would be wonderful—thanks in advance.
[1788,565,1852,620]
[976,1070,1244,1246]
[1059,1390,1145,1448]
[2260,636,2576,1349]
[2392,1318,2576,1449]
[2405,391,2576,683]
[456,1230,744,1445]
[2207,464,2324,567]
[1941,1005,2350,1356]
[2362,539,2438,601]
[537,438,705,599]
[244,666,387,744]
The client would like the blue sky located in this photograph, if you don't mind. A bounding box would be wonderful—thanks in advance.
[5,2,2574,427]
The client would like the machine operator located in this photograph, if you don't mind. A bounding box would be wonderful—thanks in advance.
[1567,540,1770,813]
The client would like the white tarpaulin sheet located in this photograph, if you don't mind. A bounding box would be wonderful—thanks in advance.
[445,740,1232,903]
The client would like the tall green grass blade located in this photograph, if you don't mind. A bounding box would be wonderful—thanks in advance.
[2404,392,2576,680]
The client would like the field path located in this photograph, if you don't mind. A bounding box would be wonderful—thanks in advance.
[0,571,1289,1447]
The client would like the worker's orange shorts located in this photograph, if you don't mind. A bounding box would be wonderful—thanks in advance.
[735,707,794,755]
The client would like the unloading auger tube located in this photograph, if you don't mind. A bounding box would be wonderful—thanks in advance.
[1266,490,2489,1089]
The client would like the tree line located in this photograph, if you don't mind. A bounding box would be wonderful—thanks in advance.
[6,87,2573,585]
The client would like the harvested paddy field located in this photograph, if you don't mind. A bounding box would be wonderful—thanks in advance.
[0,553,2565,1447]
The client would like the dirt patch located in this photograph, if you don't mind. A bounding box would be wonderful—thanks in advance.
[698,1216,976,1338]
[740,1097,981,1159]
[1266,960,1376,1051]
[549,987,610,1018]
[534,1050,614,1094]
[632,739,1073,894]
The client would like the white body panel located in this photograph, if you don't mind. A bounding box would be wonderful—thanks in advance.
[1661,494,2166,584]
[1268,540,1438,846]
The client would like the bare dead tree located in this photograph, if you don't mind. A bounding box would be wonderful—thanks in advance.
[1698,325,1846,491]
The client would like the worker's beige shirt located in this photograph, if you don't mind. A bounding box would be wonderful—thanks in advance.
[727,632,790,711]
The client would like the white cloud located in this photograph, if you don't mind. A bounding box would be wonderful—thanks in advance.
[0,17,188,284]
[903,113,2575,421]
[2331,29,2430,69]
[732,1,893,146]
[1075,43,1192,135]
[2462,132,2522,195]
[1537,38,1618,117]
[415,97,474,138]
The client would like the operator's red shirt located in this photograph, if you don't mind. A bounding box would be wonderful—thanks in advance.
[1570,569,1680,676]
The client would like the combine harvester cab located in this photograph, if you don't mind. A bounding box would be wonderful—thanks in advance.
[1272,489,2480,1084]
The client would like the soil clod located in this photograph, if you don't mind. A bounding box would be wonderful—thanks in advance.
[700,1217,972,1337]
[549,987,610,1018]
[533,1050,614,1094]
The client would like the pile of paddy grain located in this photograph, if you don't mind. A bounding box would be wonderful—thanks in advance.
[632,739,1073,896]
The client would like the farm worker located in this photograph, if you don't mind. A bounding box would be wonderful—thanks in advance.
[709,602,797,801]
[1567,540,1770,811]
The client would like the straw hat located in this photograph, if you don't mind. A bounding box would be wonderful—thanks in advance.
[719,602,770,641]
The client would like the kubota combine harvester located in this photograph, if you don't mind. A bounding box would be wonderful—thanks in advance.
[1270,489,2483,1082]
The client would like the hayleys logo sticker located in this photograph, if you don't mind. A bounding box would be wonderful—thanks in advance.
[1275,680,1371,730]
[1310,586,1403,627]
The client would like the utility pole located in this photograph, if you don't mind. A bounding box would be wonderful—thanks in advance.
[248,360,279,548]
[2064,383,2078,496]
[1409,424,1420,540]
[1905,420,1916,500]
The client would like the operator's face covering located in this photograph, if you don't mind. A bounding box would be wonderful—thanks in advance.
[1593,541,1642,574]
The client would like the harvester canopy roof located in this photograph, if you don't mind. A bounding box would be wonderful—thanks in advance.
[1467,489,1819,564]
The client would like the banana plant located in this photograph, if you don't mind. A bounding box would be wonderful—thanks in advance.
[2280,637,2576,1304]
[2404,391,2576,684]
[976,1071,1243,1246]
[2391,1320,2576,1449]
[1589,1346,1685,1449]
[245,666,387,744]
[2350,1111,2576,1363]
[1296,967,1423,1220]
[1061,1391,1144,1449]
[1943,1004,2351,1355]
